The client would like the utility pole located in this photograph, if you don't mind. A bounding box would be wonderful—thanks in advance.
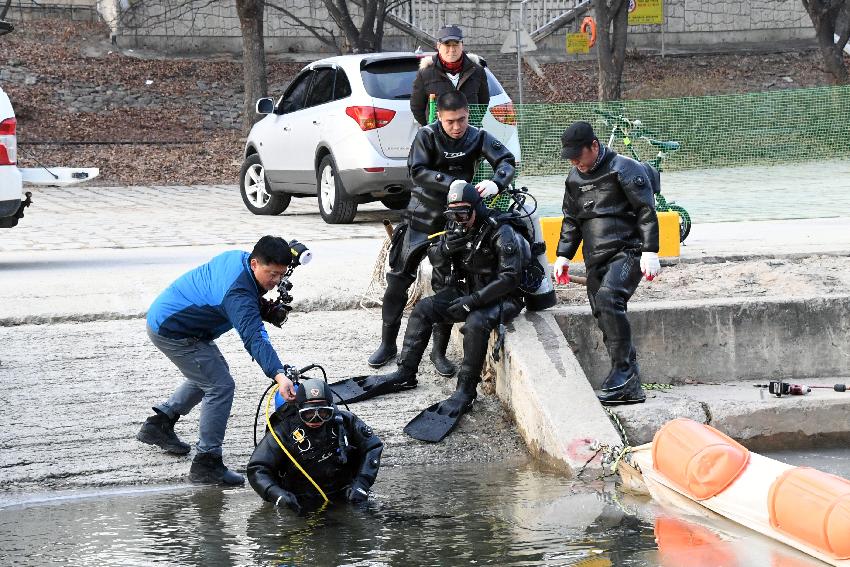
[516,0,530,105]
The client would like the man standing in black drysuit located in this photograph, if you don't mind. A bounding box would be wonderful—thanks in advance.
[553,121,661,405]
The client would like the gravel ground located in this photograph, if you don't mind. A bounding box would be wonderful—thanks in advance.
[0,310,526,494]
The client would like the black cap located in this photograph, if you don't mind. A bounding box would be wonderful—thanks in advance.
[561,121,597,160]
[437,25,463,43]
[295,378,333,406]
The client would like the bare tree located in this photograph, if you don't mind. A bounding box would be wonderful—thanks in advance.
[323,0,404,53]
[236,0,267,133]
[802,0,850,84]
[594,0,629,101]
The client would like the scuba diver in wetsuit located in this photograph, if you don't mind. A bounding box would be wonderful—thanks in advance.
[247,378,383,512]
[343,183,531,442]
[554,121,661,405]
[366,90,516,379]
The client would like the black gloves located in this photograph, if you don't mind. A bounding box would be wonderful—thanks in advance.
[443,229,475,255]
[447,294,479,319]
[346,479,370,504]
[275,490,301,514]
[260,297,292,328]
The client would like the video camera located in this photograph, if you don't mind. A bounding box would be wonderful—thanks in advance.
[260,239,312,328]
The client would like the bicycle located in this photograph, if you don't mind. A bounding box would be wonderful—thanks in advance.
[592,109,692,243]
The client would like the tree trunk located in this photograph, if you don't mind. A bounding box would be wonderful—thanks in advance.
[802,0,849,84]
[236,0,268,134]
[595,0,629,100]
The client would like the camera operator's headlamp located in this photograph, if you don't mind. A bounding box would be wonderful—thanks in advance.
[289,239,312,267]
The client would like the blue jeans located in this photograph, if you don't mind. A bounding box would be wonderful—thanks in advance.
[147,326,235,456]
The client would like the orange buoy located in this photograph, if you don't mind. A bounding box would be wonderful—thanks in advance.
[768,467,850,559]
[580,16,597,48]
[652,418,750,501]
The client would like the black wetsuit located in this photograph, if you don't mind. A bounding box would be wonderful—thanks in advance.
[384,122,515,325]
[247,405,382,507]
[557,147,659,369]
[397,217,530,385]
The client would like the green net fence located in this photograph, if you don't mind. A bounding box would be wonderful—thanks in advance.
[470,85,850,181]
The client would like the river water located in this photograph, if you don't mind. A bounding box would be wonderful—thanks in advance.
[2,449,848,567]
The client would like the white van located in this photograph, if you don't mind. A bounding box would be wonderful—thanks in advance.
[0,86,99,228]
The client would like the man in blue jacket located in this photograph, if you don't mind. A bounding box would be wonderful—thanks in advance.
[138,235,298,485]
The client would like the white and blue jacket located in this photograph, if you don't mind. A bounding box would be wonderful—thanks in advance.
[147,250,284,378]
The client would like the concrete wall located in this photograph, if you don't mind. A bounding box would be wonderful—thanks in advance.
[556,295,850,386]
[104,0,814,55]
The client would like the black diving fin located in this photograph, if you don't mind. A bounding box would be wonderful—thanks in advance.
[329,372,418,404]
[403,393,474,442]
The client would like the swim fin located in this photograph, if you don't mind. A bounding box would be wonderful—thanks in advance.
[329,371,418,404]
[403,393,474,442]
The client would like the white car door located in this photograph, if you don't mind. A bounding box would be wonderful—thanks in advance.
[260,69,317,192]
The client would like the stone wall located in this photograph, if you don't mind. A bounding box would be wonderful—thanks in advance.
[106,0,814,55]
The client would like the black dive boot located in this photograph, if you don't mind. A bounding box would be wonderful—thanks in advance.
[137,409,190,455]
[429,324,457,377]
[368,322,400,368]
[597,341,645,405]
[189,453,245,485]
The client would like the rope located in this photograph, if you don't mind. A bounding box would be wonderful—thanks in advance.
[359,233,425,311]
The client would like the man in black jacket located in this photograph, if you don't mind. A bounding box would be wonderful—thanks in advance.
[554,121,661,405]
[367,91,515,378]
[247,378,382,513]
[410,25,490,127]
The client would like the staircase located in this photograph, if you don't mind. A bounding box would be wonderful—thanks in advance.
[385,0,592,48]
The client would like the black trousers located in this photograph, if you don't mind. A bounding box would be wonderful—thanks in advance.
[382,223,431,326]
[399,288,523,379]
[585,248,643,365]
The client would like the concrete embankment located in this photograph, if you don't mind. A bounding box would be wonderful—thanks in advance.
[499,295,850,473]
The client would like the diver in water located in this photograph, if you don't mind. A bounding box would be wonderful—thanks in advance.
[366,90,516,378]
[247,378,383,513]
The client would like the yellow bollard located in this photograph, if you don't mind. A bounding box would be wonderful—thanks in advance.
[540,211,681,263]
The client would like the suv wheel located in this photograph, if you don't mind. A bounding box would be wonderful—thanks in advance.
[240,154,291,215]
[317,155,357,224]
[380,192,411,210]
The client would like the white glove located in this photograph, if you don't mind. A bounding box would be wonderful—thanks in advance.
[640,252,660,281]
[553,256,570,284]
[449,179,468,194]
[475,179,499,198]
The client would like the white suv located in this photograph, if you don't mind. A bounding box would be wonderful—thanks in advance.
[240,52,520,224]
[0,86,25,228]
[0,86,99,228]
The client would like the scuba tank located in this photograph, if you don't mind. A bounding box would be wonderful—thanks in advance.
[487,187,556,312]
[514,199,557,311]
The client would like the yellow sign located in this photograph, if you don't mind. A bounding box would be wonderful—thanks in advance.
[566,32,590,54]
[628,0,663,25]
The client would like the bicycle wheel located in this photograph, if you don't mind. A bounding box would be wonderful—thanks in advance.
[668,204,691,243]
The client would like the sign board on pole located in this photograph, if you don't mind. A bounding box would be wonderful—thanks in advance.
[628,0,663,25]
[500,29,537,54]
[566,33,590,54]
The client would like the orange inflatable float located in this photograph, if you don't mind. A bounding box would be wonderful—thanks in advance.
[622,418,850,566]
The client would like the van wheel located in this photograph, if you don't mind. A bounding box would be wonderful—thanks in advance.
[317,155,357,224]
[380,192,411,210]
[240,154,290,215]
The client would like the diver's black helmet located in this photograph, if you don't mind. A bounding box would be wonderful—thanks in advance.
[446,182,489,223]
[295,378,334,406]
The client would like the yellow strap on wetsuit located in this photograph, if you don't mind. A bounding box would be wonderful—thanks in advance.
[265,384,329,503]
[428,230,446,239]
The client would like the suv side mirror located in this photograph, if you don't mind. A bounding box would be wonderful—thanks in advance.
[256,97,275,115]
